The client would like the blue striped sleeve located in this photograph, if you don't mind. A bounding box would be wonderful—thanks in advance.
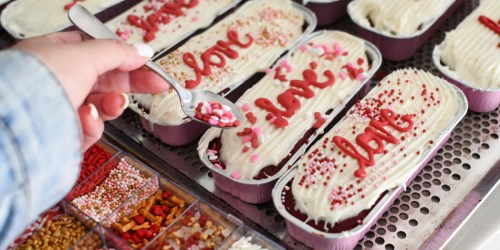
[0,49,82,248]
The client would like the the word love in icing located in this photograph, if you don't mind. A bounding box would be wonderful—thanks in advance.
[478,15,500,47]
[125,0,200,42]
[182,30,254,89]
[255,62,335,128]
[332,109,415,178]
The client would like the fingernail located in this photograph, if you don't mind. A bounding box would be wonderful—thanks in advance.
[88,103,99,120]
[133,43,154,58]
[120,93,129,111]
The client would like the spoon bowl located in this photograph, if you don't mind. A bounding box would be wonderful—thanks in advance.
[68,4,243,128]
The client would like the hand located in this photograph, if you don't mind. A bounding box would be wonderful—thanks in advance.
[14,31,168,150]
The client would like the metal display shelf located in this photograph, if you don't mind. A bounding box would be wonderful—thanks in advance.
[105,0,499,249]
[1,0,498,249]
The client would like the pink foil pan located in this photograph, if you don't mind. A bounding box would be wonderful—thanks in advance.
[433,47,500,113]
[272,83,468,249]
[347,0,465,61]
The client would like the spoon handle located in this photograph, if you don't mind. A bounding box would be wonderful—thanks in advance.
[68,4,192,103]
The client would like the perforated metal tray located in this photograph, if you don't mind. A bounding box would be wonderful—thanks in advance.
[1,0,498,249]
[104,1,500,249]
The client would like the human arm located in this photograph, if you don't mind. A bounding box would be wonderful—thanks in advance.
[0,32,167,248]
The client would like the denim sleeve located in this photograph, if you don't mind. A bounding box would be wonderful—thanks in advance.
[0,50,82,248]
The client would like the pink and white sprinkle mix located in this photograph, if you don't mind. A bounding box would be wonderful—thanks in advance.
[195,101,241,127]
[71,158,150,221]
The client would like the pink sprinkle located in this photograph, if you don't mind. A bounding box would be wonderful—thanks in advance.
[242,103,251,111]
[333,42,343,54]
[118,29,132,40]
[383,176,388,181]
[203,105,212,114]
[220,117,230,123]
[321,44,331,53]
[280,60,292,72]
[206,149,218,154]
[231,171,241,179]
[339,71,347,80]
[192,16,200,22]
[356,73,365,80]
[208,119,218,125]
[348,62,355,68]
[253,127,261,136]
[214,163,222,169]
[242,135,251,143]
[250,154,259,163]
[299,45,307,52]
[265,68,272,75]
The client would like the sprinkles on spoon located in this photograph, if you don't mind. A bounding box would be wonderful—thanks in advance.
[195,101,241,127]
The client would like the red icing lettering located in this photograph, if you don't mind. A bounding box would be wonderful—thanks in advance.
[332,109,415,178]
[182,30,253,89]
[123,0,199,43]
[255,63,335,128]
[478,15,500,47]
[64,0,83,11]
[313,112,326,129]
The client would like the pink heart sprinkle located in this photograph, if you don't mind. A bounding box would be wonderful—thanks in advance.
[231,171,241,179]
[242,103,251,111]
[250,154,259,163]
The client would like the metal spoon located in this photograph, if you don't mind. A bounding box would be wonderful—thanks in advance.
[68,4,243,128]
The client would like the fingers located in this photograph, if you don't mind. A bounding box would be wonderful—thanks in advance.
[44,31,88,43]
[78,104,104,151]
[129,67,169,93]
[86,91,129,121]
[95,67,168,94]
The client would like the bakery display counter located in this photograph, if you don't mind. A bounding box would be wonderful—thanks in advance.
[1,0,498,249]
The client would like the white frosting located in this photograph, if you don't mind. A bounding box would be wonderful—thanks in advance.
[290,69,461,228]
[130,0,304,125]
[438,0,500,90]
[198,31,369,181]
[348,0,454,37]
[0,0,125,39]
[228,236,268,250]
[105,0,237,53]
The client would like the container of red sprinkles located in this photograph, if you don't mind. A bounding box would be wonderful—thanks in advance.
[78,140,119,185]
[347,0,465,61]
[198,30,382,204]
[66,154,157,223]
[272,69,467,250]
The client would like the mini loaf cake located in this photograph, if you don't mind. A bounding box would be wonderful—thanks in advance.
[129,0,305,126]
[0,0,125,38]
[198,31,370,183]
[105,0,238,53]
[280,69,462,234]
[437,0,500,90]
[348,0,455,36]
